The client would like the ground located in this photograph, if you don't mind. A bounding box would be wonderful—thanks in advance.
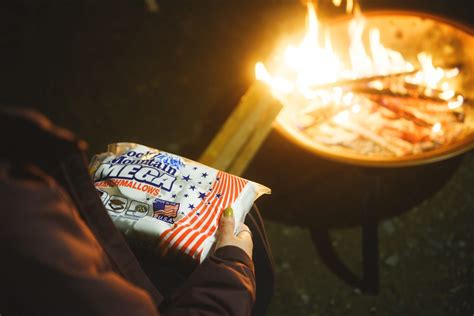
[1,0,473,315]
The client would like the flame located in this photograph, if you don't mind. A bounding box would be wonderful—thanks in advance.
[351,104,361,113]
[448,95,464,110]
[255,62,294,94]
[346,0,354,14]
[333,110,350,125]
[255,2,464,111]
[432,122,443,134]
[333,0,355,14]
[255,2,466,158]
[282,1,342,88]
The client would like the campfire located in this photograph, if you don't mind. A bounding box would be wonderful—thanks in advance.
[197,1,474,294]
[255,1,474,165]
[201,0,474,174]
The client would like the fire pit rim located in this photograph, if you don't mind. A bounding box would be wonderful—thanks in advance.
[274,10,474,168]
[326,9,474,34]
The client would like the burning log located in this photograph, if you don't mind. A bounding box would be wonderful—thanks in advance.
[403,82,457,101]
[309,69,419,91]
[372,99,432,127]
[379,126,430,144]
[353,88,468,110]
[366,94,461,126]
[199,82,282,176]
[332,111,411,156]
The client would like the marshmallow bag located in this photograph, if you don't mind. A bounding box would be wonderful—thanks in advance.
[90,143,270,262]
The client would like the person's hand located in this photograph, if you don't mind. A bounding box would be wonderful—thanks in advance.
[215,207,253,259]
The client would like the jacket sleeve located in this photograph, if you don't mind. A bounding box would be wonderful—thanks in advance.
[160,246,256,316]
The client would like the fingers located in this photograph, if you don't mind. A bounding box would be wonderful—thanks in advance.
[236,224,253,257]
[217,207,235,238]
[215,207,254,259]
[237,224,252,240]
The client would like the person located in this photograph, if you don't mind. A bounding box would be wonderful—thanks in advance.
[0,108,274,315]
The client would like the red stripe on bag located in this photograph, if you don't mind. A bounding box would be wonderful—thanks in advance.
[188,177,248,257]
[171,174,231,252]
[159,172,227,251]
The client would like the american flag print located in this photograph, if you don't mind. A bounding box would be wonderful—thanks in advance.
[158,170,248,260]
[153,199,179,218]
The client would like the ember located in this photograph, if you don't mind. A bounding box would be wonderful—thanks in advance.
[256,1,473,161]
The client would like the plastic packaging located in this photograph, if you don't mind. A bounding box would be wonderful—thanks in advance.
[90,143,270,262]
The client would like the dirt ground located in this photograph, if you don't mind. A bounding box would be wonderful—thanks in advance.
[1,0,473,315]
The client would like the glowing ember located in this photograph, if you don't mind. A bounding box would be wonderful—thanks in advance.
[432,122,443,134]
[256,1,468,157]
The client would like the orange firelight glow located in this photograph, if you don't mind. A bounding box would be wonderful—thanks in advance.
[255,1,465,157]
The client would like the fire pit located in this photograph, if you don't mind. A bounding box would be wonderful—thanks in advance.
[201,1,474,295]
[257,4,474,167]
[247,3,474,294]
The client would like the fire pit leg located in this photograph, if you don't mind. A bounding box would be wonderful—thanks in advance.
[362,223,379,294]
[310,172,381,294]
[310,229,361,288]
[310,225,379,294]
[361,173,381,294]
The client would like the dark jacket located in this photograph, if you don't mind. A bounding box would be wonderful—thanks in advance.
[0,108,256,315]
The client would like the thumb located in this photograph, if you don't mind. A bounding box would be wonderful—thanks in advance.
[217,207,235,238]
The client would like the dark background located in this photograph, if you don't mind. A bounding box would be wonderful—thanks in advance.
[1,0,473,315]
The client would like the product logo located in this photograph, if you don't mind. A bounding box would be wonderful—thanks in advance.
[154,152,185,170]
[153,198,180,224]
[94,163,176,192]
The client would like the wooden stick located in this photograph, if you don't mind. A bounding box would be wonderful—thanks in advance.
[336,119,409,156]
[226,95,283,175]
[199,82,282,176]
[309,69,419,91]
[354,87,447,104]
[367,96,432,127]
[354,87,472,108]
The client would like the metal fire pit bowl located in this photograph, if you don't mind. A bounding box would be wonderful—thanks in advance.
[253,11,474,294]
[275,11,474,167]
